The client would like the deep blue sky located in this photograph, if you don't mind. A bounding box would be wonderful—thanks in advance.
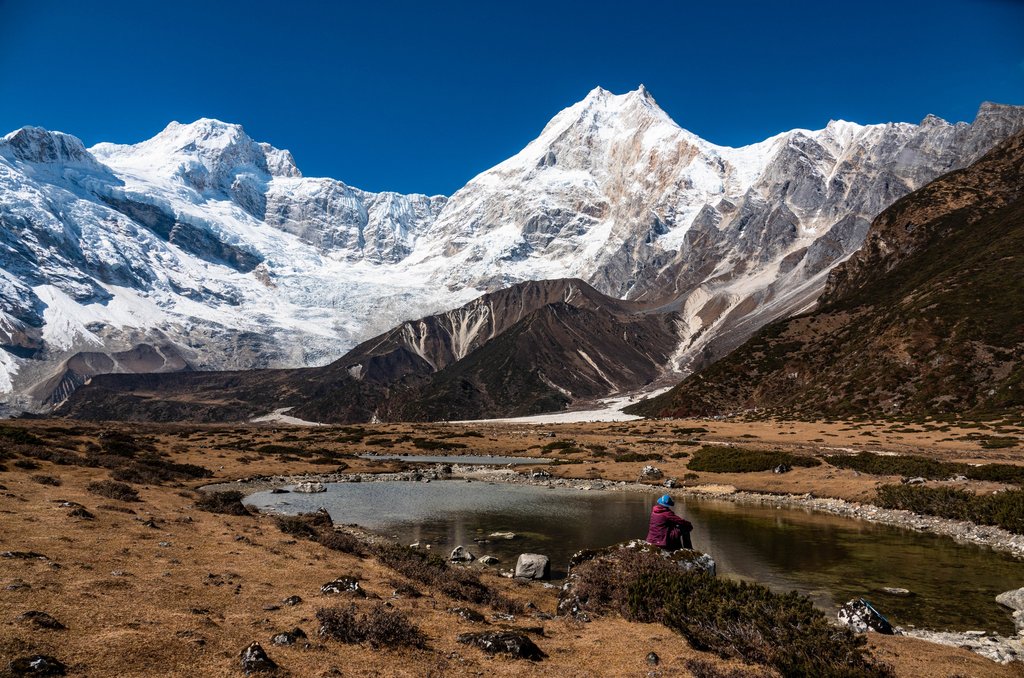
[1,0,1021,195]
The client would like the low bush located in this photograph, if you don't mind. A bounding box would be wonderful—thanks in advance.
[628,573,887,678]
[0,426,43,445]
[318,529,365,555]
[541,440,576,452]
[412,438,467,451]
[980,436,1020,449]
[13,459,40,470]
[875,485,1024,534]
[194,490,250,516]
[275,510,335,539]
[110,458,213,484]
[688,446,820,473]
[316,603,427,648]
[30,474,61,486]
[87,480,139,502]
[826,452,1024,485]
[613,452,663,463]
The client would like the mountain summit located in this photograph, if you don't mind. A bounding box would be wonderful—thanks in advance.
[2,88,1023,414]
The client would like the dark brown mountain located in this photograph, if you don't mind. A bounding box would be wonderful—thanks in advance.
[57,279,679,423]
[628,130,1024,420]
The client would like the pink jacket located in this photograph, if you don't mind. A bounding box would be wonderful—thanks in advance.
[645,504,693,547]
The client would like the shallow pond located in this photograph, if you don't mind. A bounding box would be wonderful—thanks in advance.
[246,480,1022,634]
[359,454,551,465]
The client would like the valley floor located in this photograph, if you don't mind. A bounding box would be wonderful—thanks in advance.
[1,417,1022,677]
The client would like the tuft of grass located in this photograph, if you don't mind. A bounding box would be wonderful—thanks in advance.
[316,603,427,648]
[86,480,139,502]
[687,446,820,473]
[194,490,250,516]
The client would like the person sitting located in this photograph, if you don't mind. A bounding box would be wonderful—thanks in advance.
[646,494,693,551]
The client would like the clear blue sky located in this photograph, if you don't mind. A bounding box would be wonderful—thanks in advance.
[1,0,1021,195]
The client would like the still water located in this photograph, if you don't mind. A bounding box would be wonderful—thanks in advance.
[245,480,1022,633]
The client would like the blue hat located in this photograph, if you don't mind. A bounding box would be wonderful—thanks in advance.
[657,494,674,507]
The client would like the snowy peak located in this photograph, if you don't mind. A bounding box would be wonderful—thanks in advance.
[1,126,100,167]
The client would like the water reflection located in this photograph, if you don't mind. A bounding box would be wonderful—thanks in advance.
[246,481,1020,633]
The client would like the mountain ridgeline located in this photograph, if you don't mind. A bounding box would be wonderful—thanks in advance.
[627,129,1024,420]
[3,89,1024,416]
[58,279,680,422]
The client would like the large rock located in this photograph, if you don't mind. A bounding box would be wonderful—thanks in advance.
[320,577,365,597]
[457,631,546,661]
[16,610,66,630]
[638,465,663,481]
[996,587,1024,612]
[515,553,550,580]
[837,599,895,635]
[239,641,277,674]
[450,545,475,562]
[8,655,67,676]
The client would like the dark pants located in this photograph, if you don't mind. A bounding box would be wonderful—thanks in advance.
[666,528,693,551]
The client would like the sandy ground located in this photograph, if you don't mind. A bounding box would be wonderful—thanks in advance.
[1,417,1022,677]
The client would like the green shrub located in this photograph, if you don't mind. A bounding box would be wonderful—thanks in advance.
[980,436,1020,449]
[875,485,1024,534]
[0,426,43,445]
[541,440,576,452]
[30,474,61,486]
[412,438,467,450]
[688,446,820,473]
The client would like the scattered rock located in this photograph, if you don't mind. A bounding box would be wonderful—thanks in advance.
[457,631,546,661]
[282,595,302,606]
[902,477,926,485]
[479,555,499,565]
[638,465,663,481]
[239,641,277,674]
[321,577,365,597]
[450,545,475,562]
[837,599,895,634]
[773,464,792,474]
[16,611,66,630]
[881,587,913,597]
[515,553,550,580]
[67,507,95,520]
[663,478,678,488]
[8,655,67,676]
[530,470,551,479]
[646,651,660,666]
[293,481,327,493]
[141,519,159,529]
[449,607,486,623]
[996,587,1024,612]
[271,627,307,646]
[488,531,517,540]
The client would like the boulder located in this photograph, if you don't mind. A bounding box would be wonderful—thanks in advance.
[293,481,326,493]
[996,587,1024,612]
[515,554,550,580]
[646,651,660,666]
[239,642,277,674]
[8,655,66,676]
[320,577,365,597]
[457,631,547,661]
[837,599,895,634]
[638,465,663,481]
[270,627,307,646]
[448,607,486,622]
[450,546,475,562]
[282,595,302,606]
[479,555,500,565]
[663,478,678,488]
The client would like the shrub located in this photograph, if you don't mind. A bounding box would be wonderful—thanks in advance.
[13,459,40,470]
[99,431,149,457]
[275,510,334,539]
[688,446,820,473]
[316,603,427,649]
[30,474,61,486]
[827,452,1024,485]
[613,452,663,463]
[318,529,365,555]
[0,426,42,445]
[412,438,467,450]
[110,458,212,484]
[194,490,250,516]
[541,440,576,452]
[87,480,139,502]
[980,436,1019,449]
[875,485,1024,534]
[626,572,888,678]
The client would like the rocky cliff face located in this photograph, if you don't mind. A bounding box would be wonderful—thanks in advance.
[628,130,1024,420]
[3,91,1023,413]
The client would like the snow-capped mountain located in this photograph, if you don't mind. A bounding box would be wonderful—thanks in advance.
[2,88,1022,413]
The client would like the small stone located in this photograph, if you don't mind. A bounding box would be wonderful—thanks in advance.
[141,519,159,529]
[479,555,499,565]
[837,599,894,635]
[773,464,792,474]
[293,481,326,493]
[8,655,66,676]
[646,651,660,665]
[450,545,475,562]
[263,603,281,611]
[488,532,517,540]
[449,607,486,623]
[239,641,277,674]
[903,477,926,485]
[282,595,302,606]
[515,554,551,580]
[271,627,307,646]
[882,587,912,597]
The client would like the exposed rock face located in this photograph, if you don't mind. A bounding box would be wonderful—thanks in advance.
[3,93,1023,412]
[630,130,1024,419]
